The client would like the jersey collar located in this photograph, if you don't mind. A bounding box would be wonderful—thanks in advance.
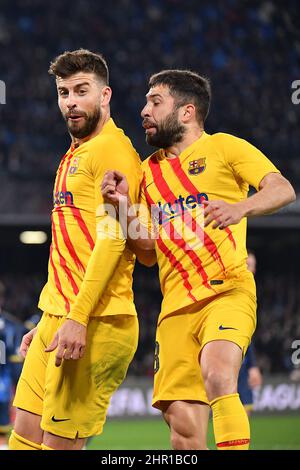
[160,131,210,161]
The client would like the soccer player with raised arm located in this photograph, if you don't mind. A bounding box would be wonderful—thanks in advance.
[9,50,142,450]
[101,70,295,450]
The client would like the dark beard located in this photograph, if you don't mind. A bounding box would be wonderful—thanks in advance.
[146,109,185,148]
[65,107,101,139]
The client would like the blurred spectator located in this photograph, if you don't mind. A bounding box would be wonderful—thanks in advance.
[0,0,299,215]
[0,281,25,448]
[238,251,263,415]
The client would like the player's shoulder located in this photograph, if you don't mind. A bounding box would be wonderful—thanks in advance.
[206,133,251,161]
[88,120,141,167]
[89,123,130,152]
[209,132,245,147]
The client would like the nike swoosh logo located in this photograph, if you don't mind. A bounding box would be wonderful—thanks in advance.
[146,181,154,189]
[219,325,238,331]
[51,416,70,422]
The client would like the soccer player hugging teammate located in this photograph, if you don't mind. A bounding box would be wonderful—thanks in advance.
[9,50,142,450]
[102,70,295,450]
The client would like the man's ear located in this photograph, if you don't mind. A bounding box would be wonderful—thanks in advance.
[101,86,112,106]
[180,103,196,123]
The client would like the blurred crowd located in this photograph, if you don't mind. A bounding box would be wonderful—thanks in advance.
[255,271,300,375]
[1,263,299,377]
[0,0,299,215]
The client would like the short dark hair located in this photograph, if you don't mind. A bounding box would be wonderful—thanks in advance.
[49,49,109,84]
[149,70,211,124]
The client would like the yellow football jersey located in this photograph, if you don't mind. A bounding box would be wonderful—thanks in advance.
[141,131,280,321]
[38,118,142,320]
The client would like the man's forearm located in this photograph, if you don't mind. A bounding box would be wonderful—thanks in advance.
[237,175,296,218]
[67,236,124,326]
[118,196,155,251]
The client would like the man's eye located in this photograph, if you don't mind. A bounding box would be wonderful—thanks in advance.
[60,91,68,97]
[79,89,87,95]
[153,102,160,106]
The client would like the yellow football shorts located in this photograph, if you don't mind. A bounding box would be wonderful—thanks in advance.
[153,285,256,410]
[13,312,138,439]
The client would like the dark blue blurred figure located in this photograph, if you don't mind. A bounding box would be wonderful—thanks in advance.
[238,252,263,415]
[238,343,262,414]
[0,282,25,448]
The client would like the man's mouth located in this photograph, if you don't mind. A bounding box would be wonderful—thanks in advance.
[67,114,85,122]
[143,121,157,133]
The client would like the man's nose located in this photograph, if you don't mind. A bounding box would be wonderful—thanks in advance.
[66,94,77,109]
[141,104,150,118]
[66,101,76,110]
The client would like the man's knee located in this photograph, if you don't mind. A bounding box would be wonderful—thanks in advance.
[43,431,86,450]
[203,368,237,401]
[201,341,242,401]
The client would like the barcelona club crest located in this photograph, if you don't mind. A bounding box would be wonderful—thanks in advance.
[69,157,80,175]
[188,157,206,175]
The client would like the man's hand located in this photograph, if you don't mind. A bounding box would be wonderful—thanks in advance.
[203,200,245,229]
[45,319,87,367]
[101,170,129,206]
[20,326,38,358]
[248,366,263,389]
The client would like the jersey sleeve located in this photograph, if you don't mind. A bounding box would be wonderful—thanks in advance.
[138,177,154,234]
[221,134,281,190]
[67,136,142,326]
[137,162,159,241]
[89,134,142,220]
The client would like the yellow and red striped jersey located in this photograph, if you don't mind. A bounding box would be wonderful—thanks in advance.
[141,131,280,321]
[38,118,142,320]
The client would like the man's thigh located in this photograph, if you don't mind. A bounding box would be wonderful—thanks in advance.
[153,313,209,411]
[13,313,58,417]
[14,408,43,444]
[41,315,138,439]
[198,288,257,356]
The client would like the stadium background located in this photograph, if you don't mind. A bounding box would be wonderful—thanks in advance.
[0,0,299,449]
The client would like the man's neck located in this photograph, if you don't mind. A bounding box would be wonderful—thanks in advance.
[72,111,111,147]
[165,127,204,159]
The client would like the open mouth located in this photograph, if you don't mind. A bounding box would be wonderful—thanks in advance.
[67,115,84,122]
[145,127,157,135]
[143,122,157,133]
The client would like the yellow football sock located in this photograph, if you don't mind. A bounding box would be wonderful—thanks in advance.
[8,430,42,450]
[210,393,250,450]
[41,443,54,450]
